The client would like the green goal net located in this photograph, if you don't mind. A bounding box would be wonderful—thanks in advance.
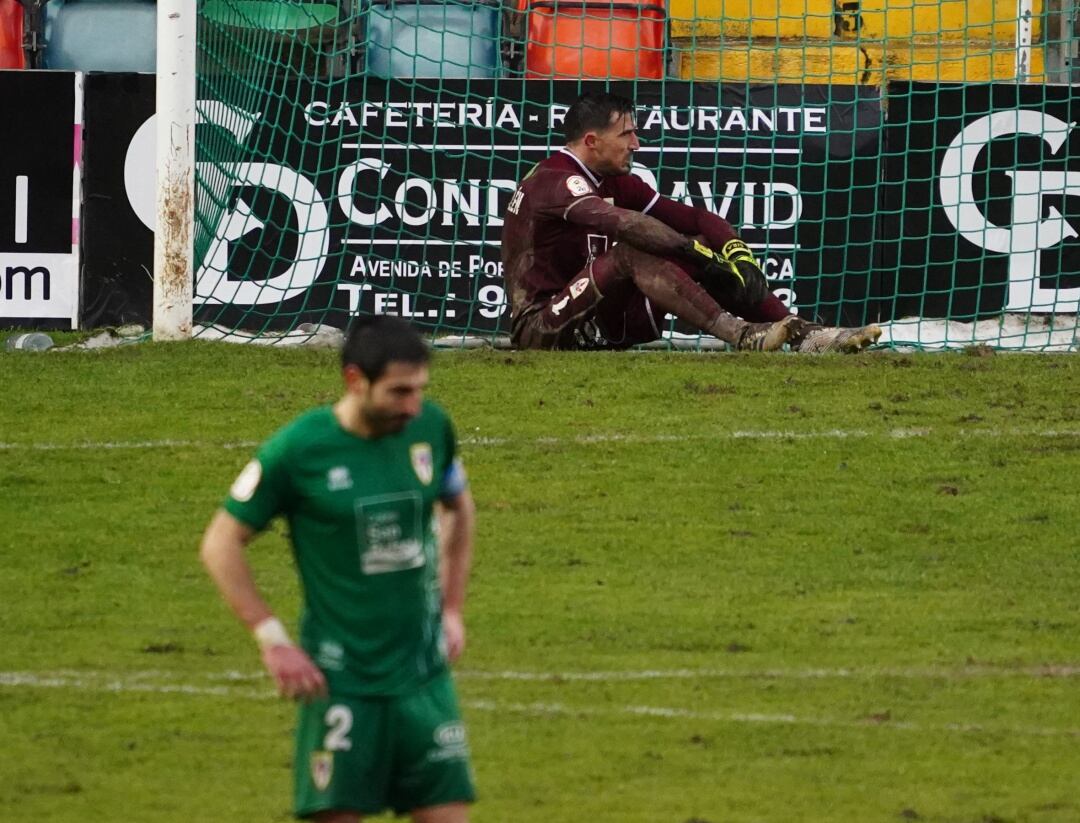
[191,0,1079,351]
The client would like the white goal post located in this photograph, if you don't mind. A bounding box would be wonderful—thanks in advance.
[152,0,197,340]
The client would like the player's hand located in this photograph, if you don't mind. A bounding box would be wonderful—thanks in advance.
[720,239,770,306]
[701,257,769,308]
[687,239,770,307]
[262,644,328,701]
[442,609,466,663]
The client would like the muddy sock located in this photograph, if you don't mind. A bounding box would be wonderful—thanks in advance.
[742,292,792,323]
[631,260,746,344]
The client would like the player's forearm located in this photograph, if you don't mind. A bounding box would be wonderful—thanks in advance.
[200,512,275,631]
[647,196,738,248]
[566,198,691,258]
[439,494,475,614]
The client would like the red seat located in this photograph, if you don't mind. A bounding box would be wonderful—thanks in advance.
[526,1,665,79]
[0,0,25,68]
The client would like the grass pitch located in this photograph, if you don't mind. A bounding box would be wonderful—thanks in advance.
[1,343,1079,823]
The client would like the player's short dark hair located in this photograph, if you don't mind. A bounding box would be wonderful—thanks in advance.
[341,315,430,382]
[563,91,637,142]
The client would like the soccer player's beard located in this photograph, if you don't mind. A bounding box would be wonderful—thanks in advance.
[600,155,632,176]
[360,404,413,436]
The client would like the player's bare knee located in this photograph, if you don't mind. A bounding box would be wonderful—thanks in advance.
[411,802,469,823]
[310,811,361,823]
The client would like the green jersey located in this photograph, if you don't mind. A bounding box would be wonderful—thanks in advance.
[225,401,467,697]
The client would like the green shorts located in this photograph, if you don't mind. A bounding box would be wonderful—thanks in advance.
[293,671,476,818]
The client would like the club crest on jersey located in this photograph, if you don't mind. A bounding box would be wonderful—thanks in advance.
[411,443,434,485]
[569,278,590,299]
[311,751,333,791]
[566,175,592,197]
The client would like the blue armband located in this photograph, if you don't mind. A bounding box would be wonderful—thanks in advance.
[439,458,468,499]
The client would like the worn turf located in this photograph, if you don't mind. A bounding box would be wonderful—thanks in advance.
[1,343,1078,822]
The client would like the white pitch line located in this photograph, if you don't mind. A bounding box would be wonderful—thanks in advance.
[3,671,1077,738]
[0,671,268,700]
[0,440,259,452]
[2,428,1080,453]
[463,698,1080,738]
[456,664,1080,682]
[8,664,1080,686]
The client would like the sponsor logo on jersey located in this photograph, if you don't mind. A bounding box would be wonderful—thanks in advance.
[566,175,592,197]
[327,465,353,491]
[316,640,345,671]
[358,492,426,574]
[311,751,333,791]
[550,295,570,316]
[569,277,590,299]
[410,443,434,485]
[229,460,262,502]
[362,539,424,575]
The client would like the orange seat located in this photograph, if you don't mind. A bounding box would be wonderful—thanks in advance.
[0,0,25,68]
[526,1,665,80]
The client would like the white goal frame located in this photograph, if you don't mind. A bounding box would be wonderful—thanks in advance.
[152,0,197,340]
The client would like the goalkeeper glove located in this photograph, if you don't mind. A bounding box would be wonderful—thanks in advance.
[686,239,770,307]
[719,239,769,306]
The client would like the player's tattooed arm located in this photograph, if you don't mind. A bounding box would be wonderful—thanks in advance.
[564,196,754,281]
[565,195,768,304]
[564,196,693,258]
[647,195,739,249]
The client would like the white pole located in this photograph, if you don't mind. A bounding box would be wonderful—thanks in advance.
[153,0,197,340]
[1016,0,1034,82]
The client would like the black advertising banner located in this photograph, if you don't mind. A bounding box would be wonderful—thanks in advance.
[0,71,79,329]
[81,73,156,329]
[83,78,882,332]
[881,82,1080,321]
[199,80,882,332]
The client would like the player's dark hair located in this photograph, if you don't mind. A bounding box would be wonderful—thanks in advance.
[563,91,637,142]
[341,316,430,382]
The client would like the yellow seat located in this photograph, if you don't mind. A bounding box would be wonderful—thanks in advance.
[670,0,1045,84]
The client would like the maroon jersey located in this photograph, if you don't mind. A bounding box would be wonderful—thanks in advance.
[501,149,660,320]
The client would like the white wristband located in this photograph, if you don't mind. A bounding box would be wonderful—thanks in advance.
[252,617,293,650]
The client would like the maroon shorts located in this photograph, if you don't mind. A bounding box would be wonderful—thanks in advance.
[511,253,666,350]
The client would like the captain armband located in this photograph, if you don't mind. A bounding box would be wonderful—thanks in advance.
[439,458,469,500]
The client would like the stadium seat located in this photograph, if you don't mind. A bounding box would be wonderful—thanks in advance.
[525,0,666,80]
[671,0,1046,84]
[201,0,340,30]
[200,0,345,77]
[0,0,25,68]
[44,0,156,71]
[363,0,500,79]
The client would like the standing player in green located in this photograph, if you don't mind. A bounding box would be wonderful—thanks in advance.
[200,316,477,823]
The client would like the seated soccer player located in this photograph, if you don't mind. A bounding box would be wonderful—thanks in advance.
[500,91,882,353]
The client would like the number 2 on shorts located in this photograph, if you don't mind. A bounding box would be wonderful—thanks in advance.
[324,705,353,751]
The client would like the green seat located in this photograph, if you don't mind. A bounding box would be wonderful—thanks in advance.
[201,0,338,30]
[200,0,347,76]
